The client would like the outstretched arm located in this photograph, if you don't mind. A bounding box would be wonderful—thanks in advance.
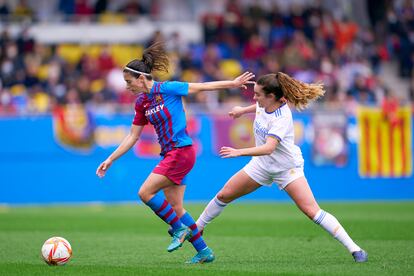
[96,124,144,178]
[187,72,255,94]
[228,104,256,119]
[220,136,279,158]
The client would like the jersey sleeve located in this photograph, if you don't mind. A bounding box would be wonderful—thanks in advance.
[267,116,290,141]
[158,81,189,96]
[132,102,148,126]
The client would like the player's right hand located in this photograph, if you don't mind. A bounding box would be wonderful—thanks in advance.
[96,159,112,178]
[232,71,255,89]
[229,106,244,119]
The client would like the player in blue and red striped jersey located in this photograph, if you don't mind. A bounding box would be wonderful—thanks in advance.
[96,42,254,264]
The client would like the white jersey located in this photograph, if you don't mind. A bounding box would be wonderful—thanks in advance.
[252,102,304,172]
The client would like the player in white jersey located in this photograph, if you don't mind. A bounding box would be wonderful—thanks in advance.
[196,72,368,263]
[249,100,304,189]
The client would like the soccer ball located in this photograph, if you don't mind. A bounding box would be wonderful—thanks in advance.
[41,237,72,266]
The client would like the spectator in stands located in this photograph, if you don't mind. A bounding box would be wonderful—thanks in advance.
[166,32,188,56]
[119,0,147,16]
[97,45,115,74]
[381,88,400,127]
[16,27,35,55]
[94,0,108,14]
[145,30,165,48]
[0,89,16,114]
[58,0,75,15]
[0,0,10,16]
[0,0,412,115]
[74,0,93,16]
[242,33,267,62]
[347,75,376,105]
[13,0,33,17]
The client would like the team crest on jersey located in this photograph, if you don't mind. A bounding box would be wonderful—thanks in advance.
[155,94,162,104]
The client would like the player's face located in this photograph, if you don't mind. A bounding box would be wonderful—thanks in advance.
[253,84,276,108]
[123,72,146,94]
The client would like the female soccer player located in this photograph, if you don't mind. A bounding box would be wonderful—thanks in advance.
[196,72,368,263]
[96,42,254,264]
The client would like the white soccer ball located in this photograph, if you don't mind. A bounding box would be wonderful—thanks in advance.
[41,237,72,266]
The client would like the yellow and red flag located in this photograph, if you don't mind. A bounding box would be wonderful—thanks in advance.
[357,106,412,177]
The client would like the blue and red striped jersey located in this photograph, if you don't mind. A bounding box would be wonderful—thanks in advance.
[132,81,192,156]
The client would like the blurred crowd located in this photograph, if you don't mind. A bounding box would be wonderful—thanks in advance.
[0,0,150,21]
[1,0,414,115]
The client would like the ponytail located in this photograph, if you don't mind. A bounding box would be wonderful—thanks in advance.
[276,72,325,110]
[124,42,169,79]
[142,42,169,73]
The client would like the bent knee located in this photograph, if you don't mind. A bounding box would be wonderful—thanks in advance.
[216,191,235,204]
[138,188,150,202]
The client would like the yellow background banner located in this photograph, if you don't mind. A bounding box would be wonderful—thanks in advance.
[357,106,412,178]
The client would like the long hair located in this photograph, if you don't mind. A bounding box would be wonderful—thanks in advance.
[257,72,325,110]
[123,42,169,79]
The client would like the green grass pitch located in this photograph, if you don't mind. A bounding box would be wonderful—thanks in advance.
[0,202,413,275]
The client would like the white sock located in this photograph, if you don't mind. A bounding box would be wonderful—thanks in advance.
[313,209,361,253]
[196,196,228,230]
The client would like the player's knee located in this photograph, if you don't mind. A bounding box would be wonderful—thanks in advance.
[216,191,234,204]
[138,188,149,202]
[170,202,185,217]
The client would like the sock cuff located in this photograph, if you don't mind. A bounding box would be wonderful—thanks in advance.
[313,209,326,224]
[214,196,227,207]
[145,193,164,210]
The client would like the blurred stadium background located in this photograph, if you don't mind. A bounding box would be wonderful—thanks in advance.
[0,0,413,204]
[1,0,414,274]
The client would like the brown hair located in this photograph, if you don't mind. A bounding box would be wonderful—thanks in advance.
[257,72,325,110]
[124,42,169,79]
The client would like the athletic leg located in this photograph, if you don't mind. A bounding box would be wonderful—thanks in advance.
[164,184,213,255]
[196,169,261,230]
[163,184,186,217]
[283,176,320,219]
[138,173,189,252]
[164,185,186,237]
[284,177,367,262]
[139,173,183,229]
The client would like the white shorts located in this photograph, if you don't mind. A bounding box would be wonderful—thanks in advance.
[243,158,304,190]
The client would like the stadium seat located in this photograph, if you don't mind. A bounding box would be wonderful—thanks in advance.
[85,45,102,59]
[37,64,49,80]
[99,13,127,24]
[181,69,199,82]
[111,45,143,67]
[90,79,105,93]
[10,84,26,96]
[220,59,242,79]
[32,92,50,113]
[57,44,84,64]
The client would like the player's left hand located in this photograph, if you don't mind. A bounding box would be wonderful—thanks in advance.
[219,146,241,158]
[233,72,255,89]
